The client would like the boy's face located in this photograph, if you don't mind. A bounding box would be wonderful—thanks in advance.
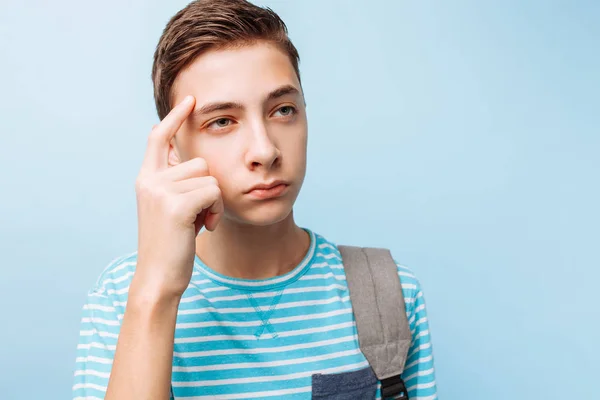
[169,42,307,226]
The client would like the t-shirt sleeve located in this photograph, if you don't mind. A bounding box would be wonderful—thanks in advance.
[398,264,438,399]
[72,254,175,400]
[72,286,121,399]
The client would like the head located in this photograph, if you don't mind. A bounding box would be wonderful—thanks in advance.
[152,0,307,228]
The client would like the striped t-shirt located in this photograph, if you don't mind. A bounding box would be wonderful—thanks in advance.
[73,229,437,399]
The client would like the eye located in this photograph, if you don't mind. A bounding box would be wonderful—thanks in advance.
[273,105,296,118]
[207,118,233,130]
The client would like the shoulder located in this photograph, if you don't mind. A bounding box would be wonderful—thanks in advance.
[87,251,139,300]
[78,252,138,332]
[313,230,425,300]
[312,231,342,259]
[394,261,425,309]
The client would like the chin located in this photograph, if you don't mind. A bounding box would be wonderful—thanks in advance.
[227,200,295,227]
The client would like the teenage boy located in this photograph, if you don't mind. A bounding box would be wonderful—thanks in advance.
[73,1,437,399]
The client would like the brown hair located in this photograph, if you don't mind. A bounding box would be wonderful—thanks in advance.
[152,0,301,120]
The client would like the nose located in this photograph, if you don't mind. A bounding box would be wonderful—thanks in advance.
[244,120,280,170]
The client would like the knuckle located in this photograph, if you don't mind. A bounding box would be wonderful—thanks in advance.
[208,184,221,198]
[166,200,185,220]
[135,176,150,193]
[192,157,208,173]
[136,176,167,200]
[155,187,170,202]
[206,176,218,186]
[147,128,162,144]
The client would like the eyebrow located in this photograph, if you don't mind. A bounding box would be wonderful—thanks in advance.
[189,84,301,120]
[190,101,244,119]
[265,84,300,103]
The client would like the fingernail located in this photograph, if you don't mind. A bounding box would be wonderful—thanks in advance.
[183,95,193,104]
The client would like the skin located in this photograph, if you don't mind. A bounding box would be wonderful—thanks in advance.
[105,41,311,399]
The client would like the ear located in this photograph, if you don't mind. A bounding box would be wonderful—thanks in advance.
[168,139,182,167]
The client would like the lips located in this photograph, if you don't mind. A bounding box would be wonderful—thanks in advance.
[245,181,290,199]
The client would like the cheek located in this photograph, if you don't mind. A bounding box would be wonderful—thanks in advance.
[282,129,308,163]
[204,157,237,201]
[190,136,235,174]
[204,156,231,183]
[199,146,237,193]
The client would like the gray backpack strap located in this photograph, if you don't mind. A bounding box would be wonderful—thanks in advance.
[338,245,412,399]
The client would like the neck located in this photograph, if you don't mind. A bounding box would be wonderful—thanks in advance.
[195,211,310,280]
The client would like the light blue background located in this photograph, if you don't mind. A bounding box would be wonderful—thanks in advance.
[1,1,598,399]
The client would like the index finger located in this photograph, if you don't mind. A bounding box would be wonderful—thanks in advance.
[142,95,196,171]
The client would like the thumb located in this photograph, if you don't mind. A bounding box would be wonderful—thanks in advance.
[204,211,222,232]
[194,209,208,236]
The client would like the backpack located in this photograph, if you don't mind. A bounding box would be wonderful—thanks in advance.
[338,246,412,400]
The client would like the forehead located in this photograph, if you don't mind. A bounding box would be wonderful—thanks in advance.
[172,42,300,106]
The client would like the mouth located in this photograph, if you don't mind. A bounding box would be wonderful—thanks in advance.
[245,181,290,200]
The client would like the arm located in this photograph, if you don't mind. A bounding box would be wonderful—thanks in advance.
[72,287,120,399]
[72,266,179,400]
[399,266,438,399]
[105,279,179,400]
[73,255,179,400]
[74,95,223,399]
[73,274,179,400]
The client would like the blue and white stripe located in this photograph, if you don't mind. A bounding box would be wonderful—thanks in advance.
[73,230,437,399]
